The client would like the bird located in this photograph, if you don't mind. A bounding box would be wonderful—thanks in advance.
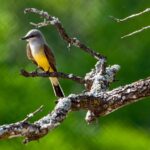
[21,29,64,97]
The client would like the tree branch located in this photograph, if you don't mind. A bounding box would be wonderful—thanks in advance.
[110,8,150,22]
[22,105,43,122]
[24,8,105,60]
[20,69,86,85]
[121,25,150,39]
[0,77,150,143]
[0,8,149,144]
[110,8,150,38]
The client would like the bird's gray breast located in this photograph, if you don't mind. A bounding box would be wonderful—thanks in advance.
[29,40,43,55]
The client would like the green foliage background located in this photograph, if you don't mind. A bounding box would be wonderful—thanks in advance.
[0,0,150,150]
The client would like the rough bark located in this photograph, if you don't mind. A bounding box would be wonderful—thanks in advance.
[0,8,149,144]
[0,77,150,143]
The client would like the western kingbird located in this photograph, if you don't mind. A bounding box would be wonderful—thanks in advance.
[21,29,64,97]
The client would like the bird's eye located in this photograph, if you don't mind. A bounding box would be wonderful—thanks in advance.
[30,34,36,38]
[30,34,39,38]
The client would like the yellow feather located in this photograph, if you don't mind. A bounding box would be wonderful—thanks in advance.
[34,51,50,72]
[33,50,58,85]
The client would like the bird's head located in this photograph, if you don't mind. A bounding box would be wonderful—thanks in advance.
[21,29,45,43]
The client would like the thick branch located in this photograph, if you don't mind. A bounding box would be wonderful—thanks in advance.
[1,7,149,144]
[24,8,105,60]
[0,77,150,143]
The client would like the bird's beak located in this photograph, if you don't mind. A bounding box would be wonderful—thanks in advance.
[21,35,30,40]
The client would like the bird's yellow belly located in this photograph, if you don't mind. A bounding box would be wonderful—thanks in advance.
[34,52,57,84]
[34,52,50,72]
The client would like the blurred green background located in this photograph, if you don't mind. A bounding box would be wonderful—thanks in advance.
[0,0,150,150]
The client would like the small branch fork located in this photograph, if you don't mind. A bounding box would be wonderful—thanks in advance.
[24,8,106,60]
[0,8,150,143]
[110,8,150,38]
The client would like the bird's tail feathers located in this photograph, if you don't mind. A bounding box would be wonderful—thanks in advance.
[49,77,64,98]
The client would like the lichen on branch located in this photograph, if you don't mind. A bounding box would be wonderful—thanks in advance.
[0,8,149,144]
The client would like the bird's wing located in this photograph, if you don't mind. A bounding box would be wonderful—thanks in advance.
[44,44,57,72]
[26,43,37,65]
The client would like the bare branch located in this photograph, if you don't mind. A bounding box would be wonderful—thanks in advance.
[20,69,86,85]
[0,77,150,143]
[121,25,150,39]
[110,8,150,38]
[0,7,149,144]
[111,8,150,22]
[22,105,43,122]
[24,8,106,60]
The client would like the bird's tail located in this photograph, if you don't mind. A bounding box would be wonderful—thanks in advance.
[49,77,64,98]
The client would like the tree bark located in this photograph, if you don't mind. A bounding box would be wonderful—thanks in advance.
[0,8,149,144]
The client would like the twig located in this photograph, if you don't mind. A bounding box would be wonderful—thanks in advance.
[121,25,150,39]
[111,8,150,22]
[30,21,50,28]
[20,69,86,85]
[110,8,150,38]
[24,8,105,60]
[22,105,43,122]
